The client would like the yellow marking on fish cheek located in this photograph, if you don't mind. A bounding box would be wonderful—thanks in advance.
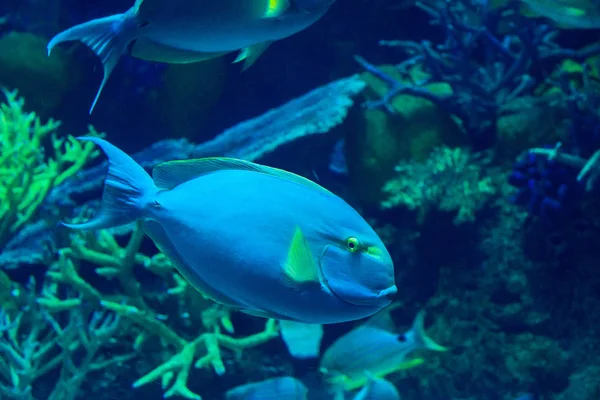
[366,246,383,258]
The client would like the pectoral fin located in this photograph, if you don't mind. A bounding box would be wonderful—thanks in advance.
[281,227,321,290]
[395,357,425,370]
[233,42,272,70]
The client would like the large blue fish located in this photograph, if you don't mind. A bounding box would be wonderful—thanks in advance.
[47,0,336,113]
[65,137,397,324]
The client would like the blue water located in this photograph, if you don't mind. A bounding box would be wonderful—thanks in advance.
[1,0,599,399]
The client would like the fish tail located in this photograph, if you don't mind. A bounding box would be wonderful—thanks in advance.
[63,137,158,231]
[411,310,448,352]
[47,10,139,114]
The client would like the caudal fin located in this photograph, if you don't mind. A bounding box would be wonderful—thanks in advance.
[48,13,137,114]
[410,310,448,352]
[63,137,157,231]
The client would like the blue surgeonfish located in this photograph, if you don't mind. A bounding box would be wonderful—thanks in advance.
[64,137,397,324]
[47,0,336,113]
[225,376,308,400]
[320,309,447,391]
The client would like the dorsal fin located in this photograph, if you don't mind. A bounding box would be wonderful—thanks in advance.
[363,302,403,332]
[152,157,334,195]
[132,0,145,13]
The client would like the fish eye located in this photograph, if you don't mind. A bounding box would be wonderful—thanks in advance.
[346,237,360,252]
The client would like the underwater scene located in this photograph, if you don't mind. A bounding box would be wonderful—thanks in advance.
[1,0,600,399]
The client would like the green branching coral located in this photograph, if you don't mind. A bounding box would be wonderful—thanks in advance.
[0,89,281,399]
[381,146,497,224]
[0,276,136,400]
[38,216,280,400]
[0,88,99,247]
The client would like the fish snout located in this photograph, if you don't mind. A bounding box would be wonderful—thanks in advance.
[378,285,398,301]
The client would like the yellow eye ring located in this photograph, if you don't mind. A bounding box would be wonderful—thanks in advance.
[346,237,360,252]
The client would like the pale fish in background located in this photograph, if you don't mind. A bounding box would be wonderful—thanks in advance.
[279,320,324,359]
[64,137,397,324]
[485,0,600,29]
[225,376,308,400]
[353,375,401,400]
[47,0,336,113]
[518,0,600,29]
[320,308,447,392]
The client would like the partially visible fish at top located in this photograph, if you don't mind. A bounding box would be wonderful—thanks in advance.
[63,137,397,325]
[320,307,447,392]
[225,376,308,400]
[407,0,600,30]
[47,0,336,113]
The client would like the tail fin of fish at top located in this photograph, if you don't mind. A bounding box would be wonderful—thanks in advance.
[63,137,159,231]
[47,1,144,114]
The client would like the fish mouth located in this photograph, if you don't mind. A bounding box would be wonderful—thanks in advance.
[318,244,397,309]
[351,284,396,308]
[378,285,398,301]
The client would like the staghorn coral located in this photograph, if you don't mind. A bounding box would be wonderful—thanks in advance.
[381,146,497,224]
[0,88,98,249]
[38,214,280,400]
[0,276,135,400]
[355,0,600,153]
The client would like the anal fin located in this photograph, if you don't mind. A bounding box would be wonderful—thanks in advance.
[233,42,272,70]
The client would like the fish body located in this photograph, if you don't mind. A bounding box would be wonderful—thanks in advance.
[519,0,600,29]
[65,137,396,325]
[47,0,335,112]
[225,376,308,400]
[320,310,446,391]
[353,376,400,400]
[488,0,600,29]
[134,0,328,52]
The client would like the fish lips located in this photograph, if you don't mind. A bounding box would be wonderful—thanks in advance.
[319,245,396,308]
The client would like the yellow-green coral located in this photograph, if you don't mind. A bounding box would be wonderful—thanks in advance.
[0,88,99,247]
[40,218,280,400]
